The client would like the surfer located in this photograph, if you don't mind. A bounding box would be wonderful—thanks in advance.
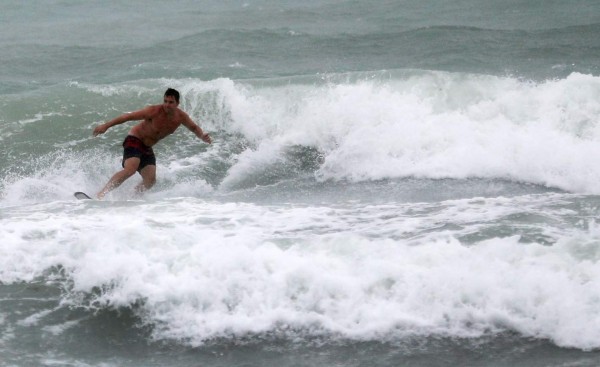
[92,88,212,199]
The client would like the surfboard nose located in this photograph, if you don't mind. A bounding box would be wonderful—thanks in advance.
[74,192,92,200]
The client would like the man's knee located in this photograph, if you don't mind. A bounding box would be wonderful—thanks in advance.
[139,165,156,189]
[144,177,156,188]
[121,167,138,178]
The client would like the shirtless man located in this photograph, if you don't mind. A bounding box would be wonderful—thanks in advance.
[93,88,212,199]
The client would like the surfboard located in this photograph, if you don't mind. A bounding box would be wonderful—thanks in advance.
[74,192,92,200]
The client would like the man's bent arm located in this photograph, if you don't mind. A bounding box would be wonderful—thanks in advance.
[182,115,212,144]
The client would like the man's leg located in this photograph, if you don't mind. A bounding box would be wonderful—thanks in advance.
[135,164,156,194]
[97,158,140,199]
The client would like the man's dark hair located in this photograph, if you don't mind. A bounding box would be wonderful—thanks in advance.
[164,88,180,103]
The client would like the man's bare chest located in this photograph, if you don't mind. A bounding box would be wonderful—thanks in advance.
[146,115,181,133]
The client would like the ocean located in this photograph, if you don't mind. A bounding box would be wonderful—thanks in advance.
[2,1,600,366]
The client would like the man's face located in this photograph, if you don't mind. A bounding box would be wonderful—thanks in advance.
[163,95,178,111]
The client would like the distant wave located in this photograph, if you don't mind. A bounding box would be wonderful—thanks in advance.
[2,21,599,94]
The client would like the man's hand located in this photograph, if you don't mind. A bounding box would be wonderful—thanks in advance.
[93,123,108,136]
[201,132,212,144]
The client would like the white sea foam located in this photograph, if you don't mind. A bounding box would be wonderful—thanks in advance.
[167,72,600,193]
[1,196,599,349]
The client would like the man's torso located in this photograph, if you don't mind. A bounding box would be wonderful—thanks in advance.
[129,105,184,146]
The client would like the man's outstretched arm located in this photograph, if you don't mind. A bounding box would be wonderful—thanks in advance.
[93,108,149,136]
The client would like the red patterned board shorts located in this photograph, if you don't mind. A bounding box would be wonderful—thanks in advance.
[122,135,156,172]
